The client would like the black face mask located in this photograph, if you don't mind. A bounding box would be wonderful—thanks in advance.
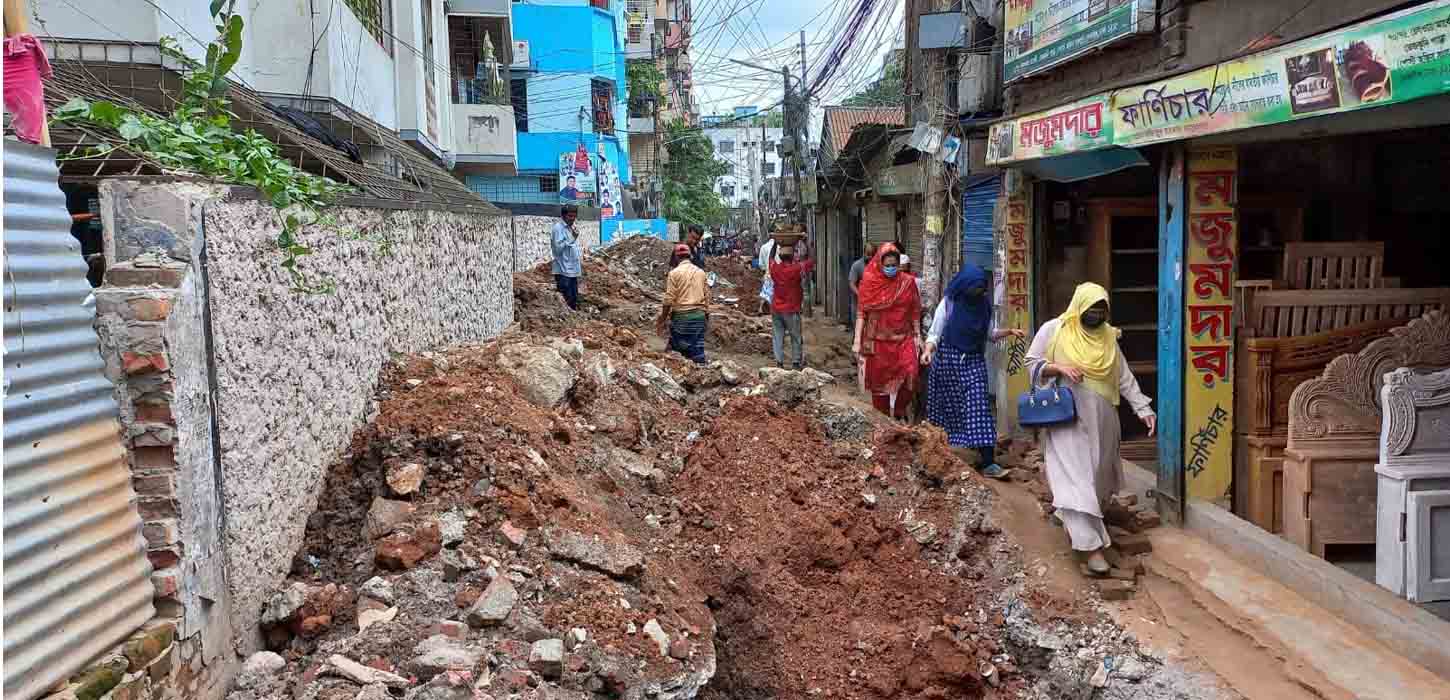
[1081,309,1108,328]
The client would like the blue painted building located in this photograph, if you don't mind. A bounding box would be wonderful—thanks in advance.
[467,0,630,209]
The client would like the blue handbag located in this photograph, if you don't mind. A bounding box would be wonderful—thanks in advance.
[1017,379,1077,427]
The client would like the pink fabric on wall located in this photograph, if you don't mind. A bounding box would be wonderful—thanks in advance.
[4,34,53,145]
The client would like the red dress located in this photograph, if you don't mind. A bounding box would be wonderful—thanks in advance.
[857,245,921,418]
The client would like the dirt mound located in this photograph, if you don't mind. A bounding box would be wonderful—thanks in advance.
[513,240,773,358]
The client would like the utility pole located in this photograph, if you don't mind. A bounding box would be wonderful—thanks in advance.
[761,117,767,231]
[917,0,950,316]
[798,29,814,317]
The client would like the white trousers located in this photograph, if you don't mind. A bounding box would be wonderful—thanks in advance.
[1059,508,1112,551]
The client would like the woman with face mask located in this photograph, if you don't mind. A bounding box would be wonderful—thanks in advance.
[1026,282,1156,576]
[921,264,1026,479]
[853,244,923,420]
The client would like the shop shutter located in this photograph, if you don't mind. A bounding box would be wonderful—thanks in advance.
[864,200,895,249]
[961,175,1000,270]
[902,199,925,262]
[3,143,155,700]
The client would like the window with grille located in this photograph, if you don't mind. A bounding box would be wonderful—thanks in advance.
[764,162,776,175]
[719,140,734,154]
[591,79,615,133]
[511,79,529,132]
[540,175,559,192]
[343,0,392,51]
[449,17,509,105]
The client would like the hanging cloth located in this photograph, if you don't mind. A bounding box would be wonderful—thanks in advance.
[4,33,51,145]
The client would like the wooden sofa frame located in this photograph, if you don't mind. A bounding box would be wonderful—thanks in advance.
[1283,311,1450,558]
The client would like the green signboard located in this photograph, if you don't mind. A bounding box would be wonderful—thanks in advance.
[1004,0,1156,83]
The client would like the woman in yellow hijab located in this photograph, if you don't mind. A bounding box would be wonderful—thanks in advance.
[1026,282,1156,575]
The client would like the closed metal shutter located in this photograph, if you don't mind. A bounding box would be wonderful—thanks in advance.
[4,142,155,700]
[962,175,1000,270]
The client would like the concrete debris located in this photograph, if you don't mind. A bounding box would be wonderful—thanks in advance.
[583,351,616,386]
[441,549,478,582]
[324,654,410,689]
[259,582,308,628]
[358,576,395,604]
[757,366,830,406]
[566,627,588,650]
[628,363,686,402]
[545,528,645,579]
[356,606,397,632]
[529,639,565,679]
[366,497,416,540]
[435,509,468,548]
[497,343,577,407]
[499,521,527,549]
[410,635,485,681]
[642,619,670,656]
[466,576,518,627]
[386,462,427,496]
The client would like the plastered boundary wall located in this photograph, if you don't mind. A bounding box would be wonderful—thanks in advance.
[93,180,515,684]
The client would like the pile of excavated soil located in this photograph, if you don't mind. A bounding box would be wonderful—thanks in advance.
[229,245,1230,700]
[514,239,774,358]
[598,237,765,315]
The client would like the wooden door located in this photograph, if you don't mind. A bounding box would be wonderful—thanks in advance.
[1086,198,1160,453]
[1407,490,1450,603]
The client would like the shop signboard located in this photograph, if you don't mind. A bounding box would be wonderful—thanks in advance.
[985,94,1113,165]
[875,163,925,197]
[1113,1,1450,147]
[1001,190,1034,431]
[1004,0,1156,83]
[1183,146,1237,503]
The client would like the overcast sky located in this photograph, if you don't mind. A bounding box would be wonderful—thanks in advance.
[687,0,904,138]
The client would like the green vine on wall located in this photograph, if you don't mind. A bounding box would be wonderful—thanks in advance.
[52,0,351,293]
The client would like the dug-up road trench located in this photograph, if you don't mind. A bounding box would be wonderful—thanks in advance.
[223,238,1413,700]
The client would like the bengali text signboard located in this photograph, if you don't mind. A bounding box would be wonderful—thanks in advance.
[1002,190,1034,430]
[1004,0,1156,83]
[990,2,1450,165]
[1113,1,1450,147]
[986,94,1113,166]
[1184,147,1237,503]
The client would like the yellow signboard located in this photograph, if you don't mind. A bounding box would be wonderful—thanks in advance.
[1184,146,1237,503]
[1002,190,1034,429]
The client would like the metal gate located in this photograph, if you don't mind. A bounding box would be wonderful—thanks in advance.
[3,141,155,700]
[961,174,1000,270]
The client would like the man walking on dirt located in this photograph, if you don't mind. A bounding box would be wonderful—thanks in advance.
[769,243,815,369]
[657,244,710,364]
[552,204,582,310]
[848,244,877,329]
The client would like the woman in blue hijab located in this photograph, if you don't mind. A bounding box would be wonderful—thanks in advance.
[921,265,1025,479]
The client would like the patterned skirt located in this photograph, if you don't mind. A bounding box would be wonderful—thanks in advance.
[926,346,995,448]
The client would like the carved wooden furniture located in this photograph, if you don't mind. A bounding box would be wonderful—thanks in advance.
[1232,319,1404,532]
[1282,311,1450,558]
[1375,367,1450,602]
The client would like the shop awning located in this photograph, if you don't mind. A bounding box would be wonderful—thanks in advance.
[1017,147,1148,183]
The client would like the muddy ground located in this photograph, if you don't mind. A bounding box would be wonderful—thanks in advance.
[229,236,1234,700]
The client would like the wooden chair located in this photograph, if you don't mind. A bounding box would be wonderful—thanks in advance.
[1282,311,1450,558]
[1282,241,1388,290]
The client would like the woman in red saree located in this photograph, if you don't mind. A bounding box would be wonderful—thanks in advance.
[853,244,923,419]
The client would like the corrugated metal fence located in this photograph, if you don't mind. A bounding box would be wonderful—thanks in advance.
[3,141,155,700]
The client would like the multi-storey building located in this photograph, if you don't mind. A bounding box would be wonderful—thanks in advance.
[466,0,631,215]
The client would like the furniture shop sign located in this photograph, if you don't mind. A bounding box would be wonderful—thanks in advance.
[985,94,1113,165]
[1112,1,1450,147]
[1004,0,1156,83]
[1184,146,1237,503]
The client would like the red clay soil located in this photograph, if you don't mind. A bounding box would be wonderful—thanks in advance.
[674,401,1013,698]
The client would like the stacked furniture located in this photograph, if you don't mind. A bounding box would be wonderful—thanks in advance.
[1283,311,1450,557]
[1375,367,1450,603]
[1231,241,1450,533]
